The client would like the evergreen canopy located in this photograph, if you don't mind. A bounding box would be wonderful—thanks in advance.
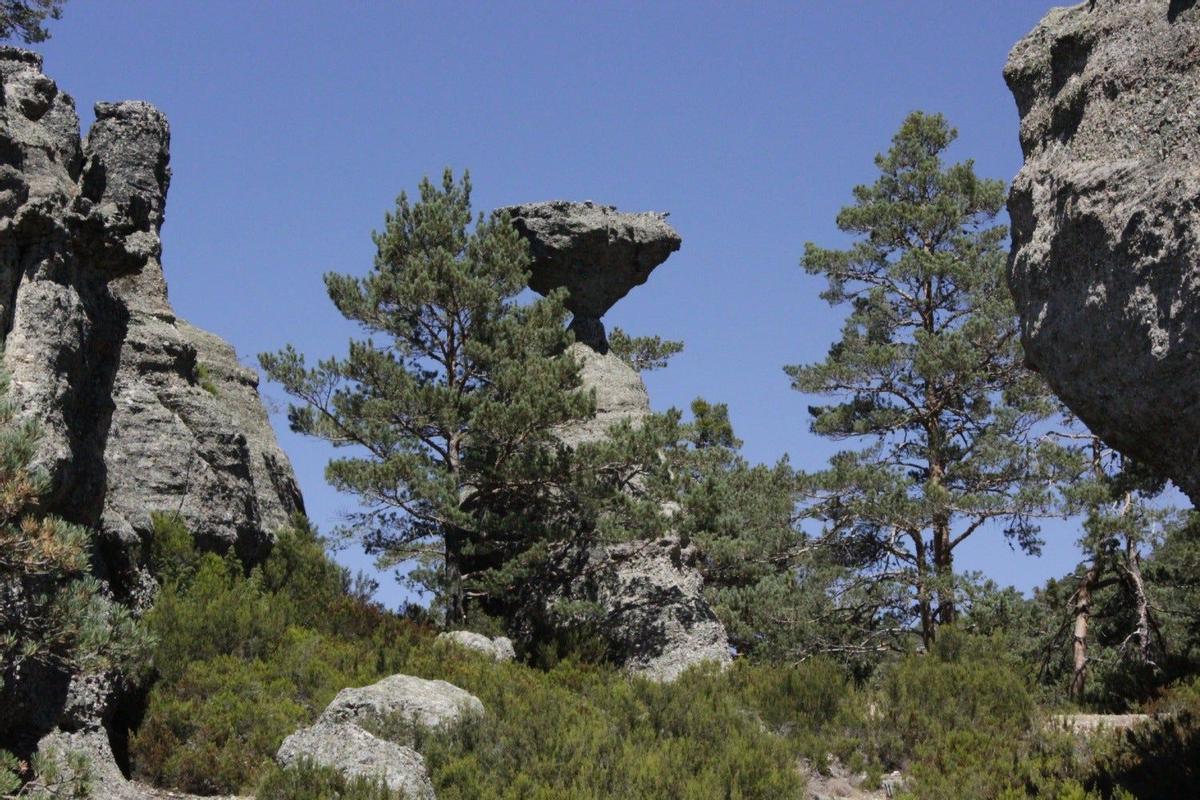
[788,112,1071,647]
[261,171,595,622]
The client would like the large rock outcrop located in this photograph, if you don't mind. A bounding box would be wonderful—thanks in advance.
[0,47,302,563]
[504,200,731,680]
[0,47,302,751]
[1004,0,1200,503]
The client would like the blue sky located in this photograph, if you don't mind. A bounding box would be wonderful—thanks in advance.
[34,1,1145,607]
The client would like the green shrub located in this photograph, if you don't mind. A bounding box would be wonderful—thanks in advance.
[868,630,1036,769]
[1081,678,1200,799]
[1,746,95,799]
[341,655,806,800]
[133,518,1200,800]
[256,758,401,800]
[130,520,432,794]
[131,655,307,793]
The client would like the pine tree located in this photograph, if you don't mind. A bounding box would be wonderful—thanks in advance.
[260,171,597,624]
[1037,437,1184,704]
[0,1,66,43]
[664,400,802,658]
[607,327,683,373]
[0,366,146,733]
[787,112,1070,648]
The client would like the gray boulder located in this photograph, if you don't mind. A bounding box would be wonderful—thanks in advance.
[276,721,435,800]
[320,674,484,730]
[501,200,681,350]
[438,630,517,662]
[1004,0,1200,503]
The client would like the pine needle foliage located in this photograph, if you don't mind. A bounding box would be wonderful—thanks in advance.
[607,327,683,372]
[260,170,595,623]
[787,112,1072,648]
[0,365,146,719]
[0,1,64,43]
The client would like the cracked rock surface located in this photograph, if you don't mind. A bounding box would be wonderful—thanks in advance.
[1004,0,1200,502]
[0,46,302,750]
[0,45,302,570]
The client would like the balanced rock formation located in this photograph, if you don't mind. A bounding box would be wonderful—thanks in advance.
[1004,1,1200,503]
[503,201,680,351]
[0,47,302,753]
[504,200,731,681]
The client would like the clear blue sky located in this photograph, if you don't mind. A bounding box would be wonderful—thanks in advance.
[35,1,1160,607]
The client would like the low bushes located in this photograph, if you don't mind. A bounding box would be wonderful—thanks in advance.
[130,516,1200,799]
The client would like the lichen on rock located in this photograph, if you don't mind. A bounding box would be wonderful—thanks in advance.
[1004,0,1200,503]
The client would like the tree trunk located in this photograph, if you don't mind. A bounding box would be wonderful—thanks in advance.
[933,519,954,626]
[444,528,465,625]
[1123,535,1153,665]
[913,533,935,650]
[1070,564,1097,701]
[928,455,954,627]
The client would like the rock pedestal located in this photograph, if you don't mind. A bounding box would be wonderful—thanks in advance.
[504,200,731,681]
[1004,1,1200,503]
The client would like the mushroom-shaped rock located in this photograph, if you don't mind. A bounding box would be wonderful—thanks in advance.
[1004,0,1200,503]
[276,720,436,800]
[320,674,484,730]
[438,630,517,662]
[501,200,681,349]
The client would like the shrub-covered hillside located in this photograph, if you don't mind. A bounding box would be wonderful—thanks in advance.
[105,516,1199,800]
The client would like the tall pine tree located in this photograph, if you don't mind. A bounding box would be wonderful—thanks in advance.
[788,112,1069,647]
[260,171,594,623]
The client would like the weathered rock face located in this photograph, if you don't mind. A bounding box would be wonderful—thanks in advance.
[555,341,651,449]
[540,537,733,682]
[501,200,681,351]
[0,47,302,753]
[1004,0,1200,503]
[0,47,302,563]
[505,200,730,681]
